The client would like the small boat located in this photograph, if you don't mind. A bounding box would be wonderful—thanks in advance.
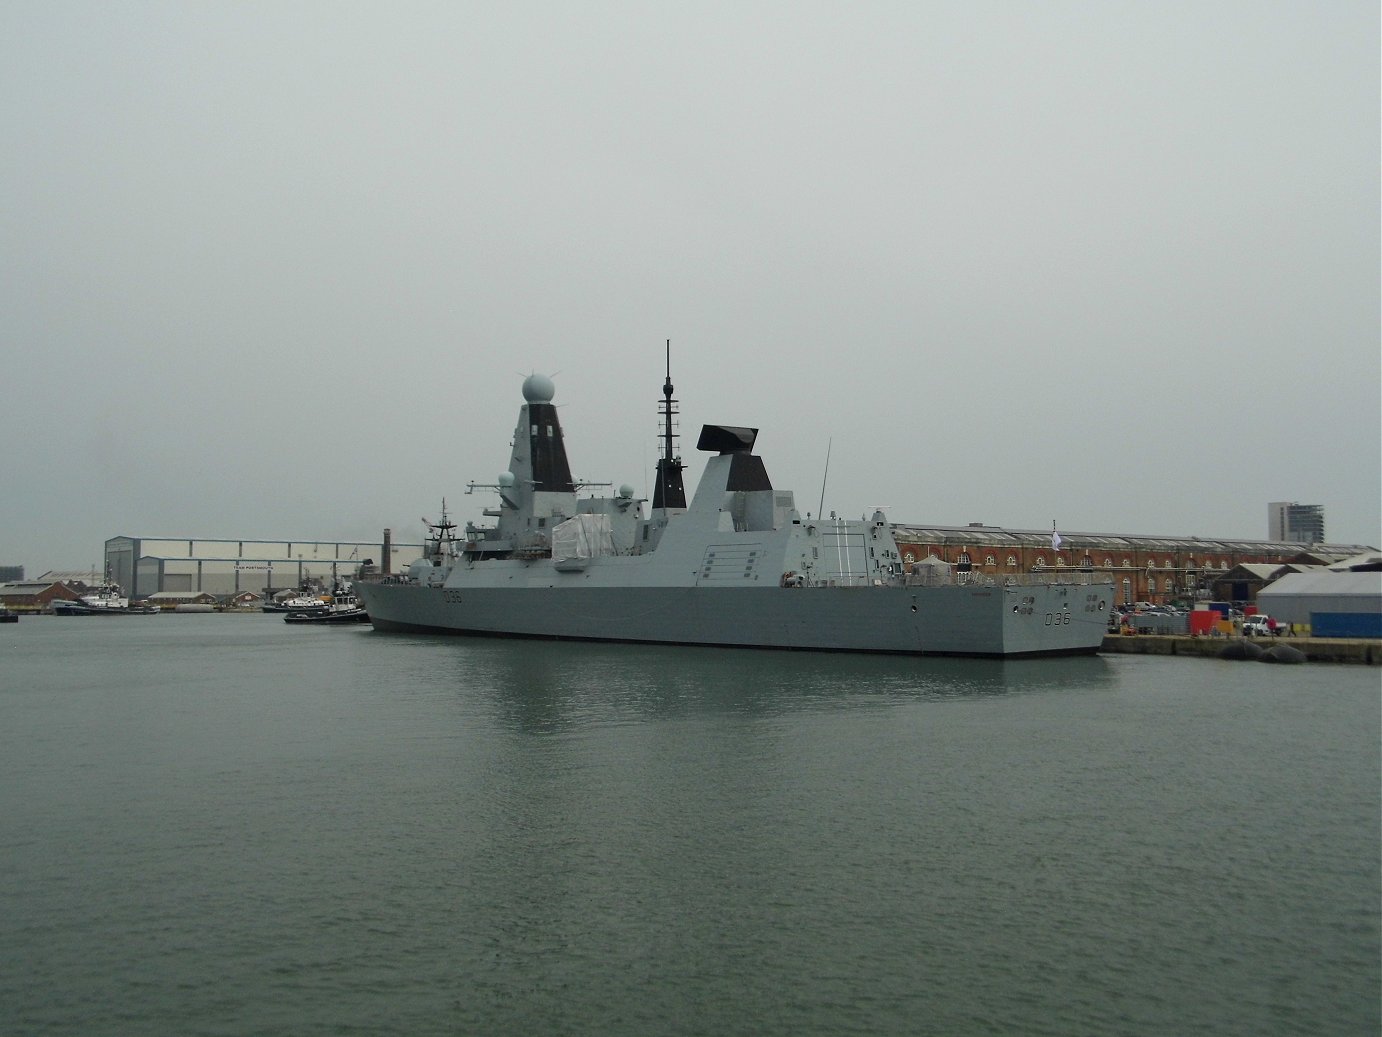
[52,580,145,616]
[263,589,330,613]
[283,584,370,624]
[283,607,370,624]
[0,608,18,623]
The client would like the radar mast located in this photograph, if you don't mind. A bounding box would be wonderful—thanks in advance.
[651,339,687,510]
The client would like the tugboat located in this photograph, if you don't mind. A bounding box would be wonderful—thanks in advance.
[51,574,153,616]
[283,582,370,624]
[353,355,1115,657]
[263,587,330,613]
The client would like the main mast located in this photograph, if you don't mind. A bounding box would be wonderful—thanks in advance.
[651,339,687,510]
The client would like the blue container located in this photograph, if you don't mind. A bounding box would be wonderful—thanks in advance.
[1310,612,1382,638]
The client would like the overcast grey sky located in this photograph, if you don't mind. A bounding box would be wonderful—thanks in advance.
[3,1,1378,572]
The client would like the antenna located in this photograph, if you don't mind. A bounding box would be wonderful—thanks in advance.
[662,339,674,465]
[817,437,832,519]
[652,339,687,509]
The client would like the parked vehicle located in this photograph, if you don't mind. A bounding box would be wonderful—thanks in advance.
[1242,615,1274,636]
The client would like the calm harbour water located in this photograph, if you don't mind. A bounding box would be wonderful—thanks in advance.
[1,614,1377,1037]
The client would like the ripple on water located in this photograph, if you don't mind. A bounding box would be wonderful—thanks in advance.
[0,622,1376,1036]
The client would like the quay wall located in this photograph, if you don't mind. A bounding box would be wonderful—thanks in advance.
[1100,634,1380,665]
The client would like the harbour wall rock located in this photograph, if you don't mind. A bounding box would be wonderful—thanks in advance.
[1100,634,1379,665]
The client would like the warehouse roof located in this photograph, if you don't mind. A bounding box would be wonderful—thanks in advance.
[1329,551,1382,571]
[889,524,1376,557]
[1221,563,1291,581]
[1258,570,1382,599]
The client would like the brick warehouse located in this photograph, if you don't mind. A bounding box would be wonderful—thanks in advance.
[889,523,1372,607]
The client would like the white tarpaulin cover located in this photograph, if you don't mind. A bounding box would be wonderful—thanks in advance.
[1257,569,1382,624]
[551,514,616,561]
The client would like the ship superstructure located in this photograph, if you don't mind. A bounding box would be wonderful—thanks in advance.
[357,370,1114,656]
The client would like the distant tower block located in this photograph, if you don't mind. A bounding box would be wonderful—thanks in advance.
[1268,502,1325,544]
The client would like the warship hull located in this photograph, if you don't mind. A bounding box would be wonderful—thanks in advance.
[359,576,1109,657]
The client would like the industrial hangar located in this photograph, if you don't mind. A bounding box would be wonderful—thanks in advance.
[104,533,425,599]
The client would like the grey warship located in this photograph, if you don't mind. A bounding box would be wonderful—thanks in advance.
[356,368,1114,656]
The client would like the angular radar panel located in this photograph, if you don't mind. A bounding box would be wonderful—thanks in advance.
[696,425,759,454]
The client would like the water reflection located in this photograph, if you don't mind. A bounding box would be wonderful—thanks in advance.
[381,634,1117,733]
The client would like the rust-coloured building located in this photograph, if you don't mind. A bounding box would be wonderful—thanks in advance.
[890,524,1373,606]
[0,581,86,613]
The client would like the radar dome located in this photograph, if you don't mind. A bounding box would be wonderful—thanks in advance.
[522,373,555,403]
[498,471,516,488]
[618,484,635,499]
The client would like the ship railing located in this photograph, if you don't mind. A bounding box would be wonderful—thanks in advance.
[1005,570,1114,587]
[786,573,894,589]
[901,570,1114,589]
[355,573,418,585]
